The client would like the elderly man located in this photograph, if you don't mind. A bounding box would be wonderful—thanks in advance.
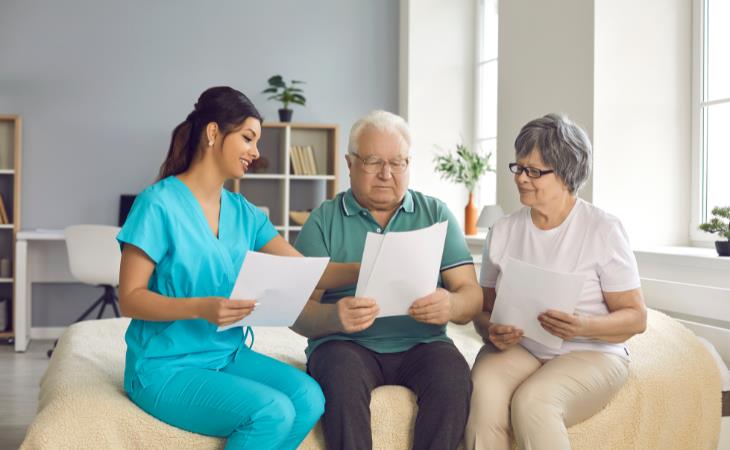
[292,110,483,450]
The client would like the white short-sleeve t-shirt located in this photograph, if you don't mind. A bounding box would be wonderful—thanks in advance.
[480,198,641,360]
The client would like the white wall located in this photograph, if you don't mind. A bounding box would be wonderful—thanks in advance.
[0,0,399,326]
[496,0,692,248]
[593,0,692,247]
[400,0,476,224]
[0,0,399,230]
[496,0,595,215]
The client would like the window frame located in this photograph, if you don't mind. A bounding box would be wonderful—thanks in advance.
[690,0,730,244]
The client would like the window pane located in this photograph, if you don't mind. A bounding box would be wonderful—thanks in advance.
[705,102,730,219]
[476,139,497,205]
[480,0,499,62]
[477,61,498,140]
[707,0,730,101]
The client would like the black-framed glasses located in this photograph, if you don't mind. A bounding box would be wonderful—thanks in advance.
[351,153,410,174]
[508,163,554,179]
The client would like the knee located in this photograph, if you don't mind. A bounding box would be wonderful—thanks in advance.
[308,344,372,397]
[510,384,559,432]
[293,376,325,423]
[252,391,297,434]
[468,381,509,426]
[422,358,472,405]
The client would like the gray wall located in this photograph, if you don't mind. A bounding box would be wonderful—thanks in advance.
[0,0,399,326]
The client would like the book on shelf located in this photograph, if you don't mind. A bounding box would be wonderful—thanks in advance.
[0,194,9,224]
[290,145,304,175]
[303,145,317,175]
[291,145,319,175]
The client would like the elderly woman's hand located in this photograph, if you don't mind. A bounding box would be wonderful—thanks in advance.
[538,310,589,340]
[487,323,523,350]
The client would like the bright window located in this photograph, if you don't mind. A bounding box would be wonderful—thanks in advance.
[476,0,498,204]
[695,0,730,233]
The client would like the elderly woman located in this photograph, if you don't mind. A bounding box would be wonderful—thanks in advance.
[465,114,647,450]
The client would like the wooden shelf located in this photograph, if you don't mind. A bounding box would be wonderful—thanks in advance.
[290,175,335,180]
[0,278,13,283]
[241,174,286,180]
[231,123,339,242]
[0,224,13,229]
[0,169,14,175]
[0,331,14,338]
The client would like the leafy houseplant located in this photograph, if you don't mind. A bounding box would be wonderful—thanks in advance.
[262,75,306,122]
[698,206,730,256]
[434,143,495,235]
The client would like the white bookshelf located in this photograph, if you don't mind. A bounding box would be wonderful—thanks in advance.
[228,123,339,242]
[0,115,21,341]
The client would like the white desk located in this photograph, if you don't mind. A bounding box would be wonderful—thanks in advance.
[14,230,75,352]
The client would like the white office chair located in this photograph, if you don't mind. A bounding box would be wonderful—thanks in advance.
[48,225,122,357]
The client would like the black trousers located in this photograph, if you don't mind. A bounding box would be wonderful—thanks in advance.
[307,340,472,450]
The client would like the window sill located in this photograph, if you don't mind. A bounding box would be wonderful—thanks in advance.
[633,246,730,270]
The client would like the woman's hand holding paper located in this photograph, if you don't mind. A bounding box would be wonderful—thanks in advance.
[538,309,589,340]
[197,297,257,327]
[487,323,524,350]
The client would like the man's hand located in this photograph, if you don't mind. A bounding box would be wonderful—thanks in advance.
[408,288,452,325]
[337,297,379,333]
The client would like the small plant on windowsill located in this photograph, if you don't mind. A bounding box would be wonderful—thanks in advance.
[433,143,494,235]
[262,75,306,123]
[698,206,730,256]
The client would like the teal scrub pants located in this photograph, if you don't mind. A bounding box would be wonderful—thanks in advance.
[128,347,325,450]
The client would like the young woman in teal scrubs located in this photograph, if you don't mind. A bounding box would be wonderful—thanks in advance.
[117,86,358,449]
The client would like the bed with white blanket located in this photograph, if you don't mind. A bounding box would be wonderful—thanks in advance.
[20,309,721,449]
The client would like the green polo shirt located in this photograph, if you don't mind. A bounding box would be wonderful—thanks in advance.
[294,188,473,357]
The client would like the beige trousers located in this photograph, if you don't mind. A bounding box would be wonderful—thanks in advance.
[465,343,629,450]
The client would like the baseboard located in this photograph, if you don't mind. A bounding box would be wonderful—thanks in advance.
[30,327,66,340]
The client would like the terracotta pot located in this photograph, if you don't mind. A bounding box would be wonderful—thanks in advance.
[464,192,478,235]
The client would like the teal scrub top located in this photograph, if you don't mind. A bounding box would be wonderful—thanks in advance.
[117,176,278,391]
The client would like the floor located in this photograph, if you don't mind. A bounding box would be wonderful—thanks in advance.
[1,340,729,450]
[0,340,51,450]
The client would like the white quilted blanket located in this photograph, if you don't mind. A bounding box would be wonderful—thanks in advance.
[21,310,721,449]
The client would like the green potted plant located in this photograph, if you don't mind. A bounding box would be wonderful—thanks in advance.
[262,75,306,122]
[434,143,494,235]
[699,206,730,256]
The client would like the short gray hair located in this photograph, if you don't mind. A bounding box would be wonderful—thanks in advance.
[514,113,592,193]
[348,110,411,155]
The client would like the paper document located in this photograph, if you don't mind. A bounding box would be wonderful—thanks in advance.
[217,251,329,331]
[355,222,448,317]
[490,257,586,349]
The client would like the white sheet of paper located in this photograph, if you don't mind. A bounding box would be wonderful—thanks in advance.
[356,222,448,317]
[490,257,586,349]
[217,251,329,331]
[355,232,385,298]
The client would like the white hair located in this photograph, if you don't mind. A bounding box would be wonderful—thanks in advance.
[348,110,412,155]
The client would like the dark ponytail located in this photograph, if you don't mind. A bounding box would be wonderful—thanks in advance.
[158,86,263,179]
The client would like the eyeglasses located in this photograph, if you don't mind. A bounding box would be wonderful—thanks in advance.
[351,153,410,174]
[508,163,554,179]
